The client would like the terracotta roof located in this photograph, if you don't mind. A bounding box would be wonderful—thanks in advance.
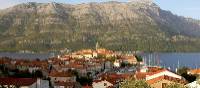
[147,75,187,84]
[0,78,37,86]
[147,67,164,72]
[72,48,114,56]
[147,69,168,76]
[135,69,168,79]
[83,85,92,88]
[13,60,48,68]
[0,59,11,64]
[135,72,153,79]
[93,79,114,88]
[75,49,93,55]
[98,73,132,84]
[97,48,114,55]
[188,68,200,74]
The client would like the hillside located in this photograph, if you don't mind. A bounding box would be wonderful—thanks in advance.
[0,1,200,52]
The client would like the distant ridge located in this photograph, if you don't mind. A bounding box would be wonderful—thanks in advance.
[0,1,200,52]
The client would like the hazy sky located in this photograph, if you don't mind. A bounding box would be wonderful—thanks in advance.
[0,0,199,20]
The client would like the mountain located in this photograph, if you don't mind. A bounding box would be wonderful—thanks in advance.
[0,1,200,52]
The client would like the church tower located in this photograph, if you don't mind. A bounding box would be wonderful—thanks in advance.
[96,42,100,50]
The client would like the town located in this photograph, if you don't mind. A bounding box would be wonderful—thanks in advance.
[0,47,200,88]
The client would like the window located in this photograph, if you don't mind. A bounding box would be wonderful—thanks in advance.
[162,83,167,88]
[104,83,107,86]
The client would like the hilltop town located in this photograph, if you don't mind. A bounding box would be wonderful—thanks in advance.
[0,48,200,88]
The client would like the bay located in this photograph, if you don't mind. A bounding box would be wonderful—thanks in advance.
[141,53,200,71]
[0,52,200,71]
[0,52,54,60]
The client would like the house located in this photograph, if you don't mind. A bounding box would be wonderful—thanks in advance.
[187,68,200,75]
[49,70,76,85]
[57,55,71,61]
[70,48,116,59]
[145,69,182,80]
[0,58,12,66]
[121,55,137,65]
[135,68,183,80]
[135,66,180,79]
[186,80,200,88]
[113,60,121,67]
[92,80,113,88]
[96,48,115,58]
[70,49,98,59]
[104,61,113,70]
[0,78,49,88]
[36,79,49,88]
[87,64,102,73]
[147,75,187,88]
[60,63,87,77]
[96,73,132,88]
[135,67,187,88]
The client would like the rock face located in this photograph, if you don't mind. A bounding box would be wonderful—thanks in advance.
[0,1,200,52]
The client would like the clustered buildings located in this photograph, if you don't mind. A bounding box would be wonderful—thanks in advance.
[0,48,199,88]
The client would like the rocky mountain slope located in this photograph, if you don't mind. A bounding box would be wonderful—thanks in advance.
[0,1,200,52]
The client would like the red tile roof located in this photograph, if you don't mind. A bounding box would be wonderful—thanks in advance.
[188,68,200,74]
[98,73,132,84]
[73,48,114,55]
[147,67,164,72]
[75,49,93,55]
[83,85,92,88]
[93,79,114,88]
[146,75,187,84]
[135,69,168,79]
[0,78,37,86]
[0,59,11,64]
[135,72,152,79]
[147,69,168,76]
[97,48,114,55]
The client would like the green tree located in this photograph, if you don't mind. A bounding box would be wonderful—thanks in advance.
[76,76,92,86]
[177,67,196,82]
[120,78,151,88]
[166,83,187,88]
[135,55,143,62]
[177,67,189,75]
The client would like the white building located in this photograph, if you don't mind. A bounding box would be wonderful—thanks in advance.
[145,69,182,80]
[36,79,49,88]
[113,60,120,67]
[92,80,113,88]
[49,71,76,86]
[186,81,200,88]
